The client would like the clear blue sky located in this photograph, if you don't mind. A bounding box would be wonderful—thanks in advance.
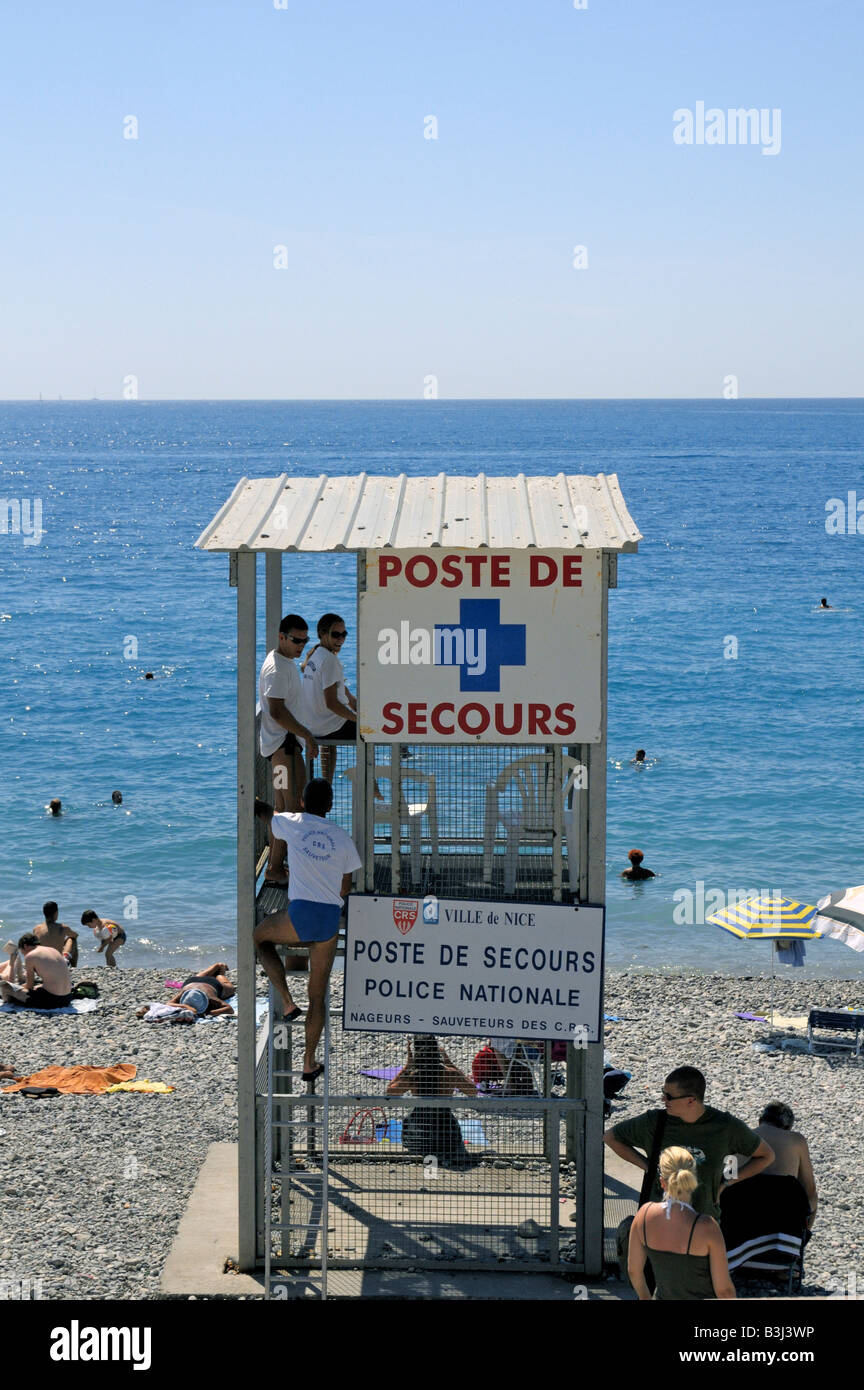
[1,0,861,398]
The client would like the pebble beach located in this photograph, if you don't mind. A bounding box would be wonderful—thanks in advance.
[1,966,860,1300]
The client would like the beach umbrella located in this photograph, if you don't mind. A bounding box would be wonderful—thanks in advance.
[706,895,818,1024]
[812,887,864,953]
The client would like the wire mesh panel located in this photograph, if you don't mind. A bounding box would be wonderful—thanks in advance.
[265,1097,581,1274]
[324,741,358,835]
[364,743,584,901]
[253,735,593,1279]
[256,972,587,1275]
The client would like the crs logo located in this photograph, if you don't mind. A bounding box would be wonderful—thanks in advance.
[393,898,419,935]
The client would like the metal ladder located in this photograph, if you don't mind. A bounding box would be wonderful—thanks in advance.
[264,970,331,1300]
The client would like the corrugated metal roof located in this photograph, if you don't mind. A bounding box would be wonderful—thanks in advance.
[194,473,641,553]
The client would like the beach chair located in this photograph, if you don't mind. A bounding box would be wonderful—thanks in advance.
[344,764,439,882]
[720,1174,809,1295]
[475,1039,541,1097]
[806,1008,864,1055]
[482,753,582,893]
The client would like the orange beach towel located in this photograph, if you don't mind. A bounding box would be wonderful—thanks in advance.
[2,1064,136,1094]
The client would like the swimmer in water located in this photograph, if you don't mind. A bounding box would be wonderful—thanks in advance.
[48,798,62,816]
[111,790,123,805]
[819,598,832,610]
[631,749,647,766]
[621,848,656,881]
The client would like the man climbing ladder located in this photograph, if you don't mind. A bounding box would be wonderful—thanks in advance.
[254,779,361,1083]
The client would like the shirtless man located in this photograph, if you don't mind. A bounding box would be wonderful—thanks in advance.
[756,1102,818,1229]
[34,901,78,968]
[0,934,72,1010]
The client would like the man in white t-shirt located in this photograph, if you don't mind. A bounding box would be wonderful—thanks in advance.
[254,779,362,1081]
[258,614,319,885]
[301,613,357,784]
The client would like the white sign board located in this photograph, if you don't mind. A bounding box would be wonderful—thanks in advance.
[358,549,602,743]
[344,894,604,1041]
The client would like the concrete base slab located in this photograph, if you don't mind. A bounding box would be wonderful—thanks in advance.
[161,1143,635,1299]
[161,1144,264,1297]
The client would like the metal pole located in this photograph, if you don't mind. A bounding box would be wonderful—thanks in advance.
[264,550,282,652]
[549,1104,561,1267]
[354,553,367,868]
[391,744,402,893]
[552,745,563,903]
[569,551,609,1277]
[236,549,258,1270]
[264,987,276,1297]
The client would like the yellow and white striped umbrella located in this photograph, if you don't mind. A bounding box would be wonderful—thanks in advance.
[707,894,819,1025]
[707,894,819,939]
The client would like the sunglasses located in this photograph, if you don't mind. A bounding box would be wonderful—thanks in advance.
[329,629,348,639]
[661,1090,689,1102]
[286,634,308,645]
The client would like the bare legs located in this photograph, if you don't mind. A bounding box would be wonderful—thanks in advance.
[303,936,338,1072]
[0,946,24,985]
[253,912,301,1016]
[320,744,337,783]
[253,914,338,1072]
[0,977,28,1005]
[190,962,229,978]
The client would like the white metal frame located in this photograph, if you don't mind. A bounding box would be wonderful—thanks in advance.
[230,539,615,1278]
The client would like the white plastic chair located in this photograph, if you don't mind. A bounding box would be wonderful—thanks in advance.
[345,764,440,880]
[482,754,582,893]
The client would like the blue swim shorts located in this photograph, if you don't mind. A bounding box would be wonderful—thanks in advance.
[289,900,342,942]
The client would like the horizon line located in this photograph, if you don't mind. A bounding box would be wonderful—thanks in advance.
[1,395,863,405]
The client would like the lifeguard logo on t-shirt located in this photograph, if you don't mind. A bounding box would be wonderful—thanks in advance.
[301,827,336,862]
[393,898,419,935]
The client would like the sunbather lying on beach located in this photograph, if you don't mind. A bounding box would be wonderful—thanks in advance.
[136,963,236,1018]
[0,935,72,1010]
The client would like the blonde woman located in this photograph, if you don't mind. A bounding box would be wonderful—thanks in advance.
[628,1146,736,1301]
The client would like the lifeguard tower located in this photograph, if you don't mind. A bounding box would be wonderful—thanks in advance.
[196,472,640,1293]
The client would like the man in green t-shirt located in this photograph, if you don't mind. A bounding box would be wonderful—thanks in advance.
[604,1065,774,1219]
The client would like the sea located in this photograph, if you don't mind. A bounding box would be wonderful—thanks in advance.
[2,399,863,985]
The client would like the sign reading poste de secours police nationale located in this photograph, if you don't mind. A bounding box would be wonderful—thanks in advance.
[357,548,602,743]
[344,894,604,1041]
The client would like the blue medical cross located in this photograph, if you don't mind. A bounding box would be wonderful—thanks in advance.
[434,598,526,692]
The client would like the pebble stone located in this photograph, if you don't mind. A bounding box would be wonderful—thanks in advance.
[0,966,859,1299]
